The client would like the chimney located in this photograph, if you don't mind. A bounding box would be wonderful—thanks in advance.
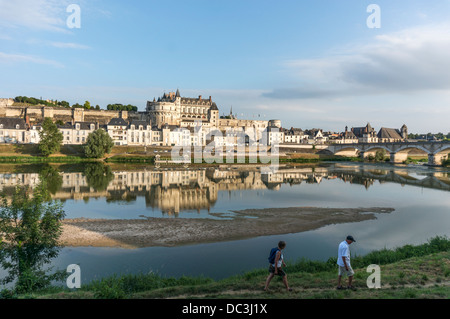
[199,95,202,100]
[209,96,212,102]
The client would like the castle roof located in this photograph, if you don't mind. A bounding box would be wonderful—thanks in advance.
[351,123,376,138]
[377,127,403,140]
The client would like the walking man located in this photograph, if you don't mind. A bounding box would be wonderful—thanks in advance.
[264,241,292,292]
[337,235,356,290]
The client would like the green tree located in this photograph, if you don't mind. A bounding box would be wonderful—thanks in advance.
[375,149,386,162]
[58,100,70,108]
[443,153,450,167]
[38,118,63,157]
[107,103,138,112]
[84,129,114,159]
[72,103,83,109]
[0,184,66,293]
[84,101,91,109]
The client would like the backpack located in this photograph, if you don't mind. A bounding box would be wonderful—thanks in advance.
[268,247,279,264]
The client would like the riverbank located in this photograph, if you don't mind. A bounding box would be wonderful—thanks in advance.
[8,236,450,299]
[0,143,437,167]
[59,207,395,248]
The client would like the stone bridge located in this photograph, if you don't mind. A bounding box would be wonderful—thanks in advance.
[351,169,450,191]
[325,141,450,165]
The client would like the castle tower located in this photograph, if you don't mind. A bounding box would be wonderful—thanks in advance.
[401,124,408,140]
[209,103,219,127]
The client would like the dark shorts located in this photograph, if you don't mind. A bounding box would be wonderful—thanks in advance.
[269,264,286,277]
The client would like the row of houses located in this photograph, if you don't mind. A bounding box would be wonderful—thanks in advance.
[279,123,409,145]
[0,117,280,147]
[0,117,409,147]
[333,123,408,144]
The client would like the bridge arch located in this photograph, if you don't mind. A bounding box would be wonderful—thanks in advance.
[326,142,449,165]
[435,145,450,154]
[395,145,431,154]
[363,145,392,154]
[333,145,363,156]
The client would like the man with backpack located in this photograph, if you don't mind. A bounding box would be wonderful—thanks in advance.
[264,240,292,292]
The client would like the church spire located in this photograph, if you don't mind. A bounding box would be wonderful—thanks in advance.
[176,88,180,98]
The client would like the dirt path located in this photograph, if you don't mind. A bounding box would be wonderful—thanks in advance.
[167,280,450,299]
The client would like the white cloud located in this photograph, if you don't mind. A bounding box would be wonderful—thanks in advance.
[0,33,11,40]
[264,23,450,100]
[0,51,64,68]
[0,0,70,32]
[50,42,90,49]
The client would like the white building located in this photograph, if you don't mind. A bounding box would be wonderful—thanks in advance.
[283,128,305,144]
[0,117,28,143]
[169,127,191,146]
[265,126,284,146]
[107,118,128,146]
[59,122,97,145]
[127,120,152,146]
[29,124,42,144]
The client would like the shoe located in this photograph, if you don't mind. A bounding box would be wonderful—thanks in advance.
[336,286,346,290]
[287,288,292,292]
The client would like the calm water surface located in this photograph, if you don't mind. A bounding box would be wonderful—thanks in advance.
[0,162,449,284]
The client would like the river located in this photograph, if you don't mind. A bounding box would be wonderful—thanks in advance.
[0,161,449,285]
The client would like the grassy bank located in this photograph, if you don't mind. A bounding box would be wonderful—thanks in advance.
[0,144,95,163]
[4,236,449,299]
[0,143,444,166]
[0,156,94,163]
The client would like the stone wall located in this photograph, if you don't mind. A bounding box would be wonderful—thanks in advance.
[0,98,14,107]
[0,105,147,125]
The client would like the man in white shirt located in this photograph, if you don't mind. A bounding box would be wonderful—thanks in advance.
[337,235,356,290]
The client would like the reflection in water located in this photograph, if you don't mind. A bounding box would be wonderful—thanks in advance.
[0,163,448,217]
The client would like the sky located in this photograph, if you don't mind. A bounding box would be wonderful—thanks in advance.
[0,0,450,133]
